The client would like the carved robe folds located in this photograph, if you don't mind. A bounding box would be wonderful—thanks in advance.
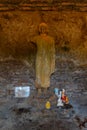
[34,34,55,88]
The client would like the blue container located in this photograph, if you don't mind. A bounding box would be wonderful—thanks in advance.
[54,88,59,96]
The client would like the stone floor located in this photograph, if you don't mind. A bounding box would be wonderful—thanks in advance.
[0,57,87,130]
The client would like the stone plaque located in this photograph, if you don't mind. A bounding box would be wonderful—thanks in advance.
[15,86,30,98]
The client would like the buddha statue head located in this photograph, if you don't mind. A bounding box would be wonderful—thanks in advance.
[39,22,48,35]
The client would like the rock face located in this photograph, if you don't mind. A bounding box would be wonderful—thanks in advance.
[0,1,87,65]
[0,58,87,130]
[0,0,87,4]
[0,10,87,65]
[0,2,87,130]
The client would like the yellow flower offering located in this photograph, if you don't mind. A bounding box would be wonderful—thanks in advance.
[45,101,51,109]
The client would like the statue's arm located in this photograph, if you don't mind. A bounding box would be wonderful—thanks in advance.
[30,36,37,47]
[50,39,55,73]
[51,39,55,58]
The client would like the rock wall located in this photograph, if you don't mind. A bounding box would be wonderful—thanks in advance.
[0,10,87,64]
[0,0,87,4]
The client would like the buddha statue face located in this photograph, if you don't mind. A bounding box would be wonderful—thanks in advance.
[39,23,48,35]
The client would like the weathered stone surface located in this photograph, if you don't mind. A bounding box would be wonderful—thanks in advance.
[0,57,86,130]
[0,0,87,4]
[0,1,86,130]
[0,11,87,65]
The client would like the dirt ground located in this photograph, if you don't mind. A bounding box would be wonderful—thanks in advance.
[0,56,87,130]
